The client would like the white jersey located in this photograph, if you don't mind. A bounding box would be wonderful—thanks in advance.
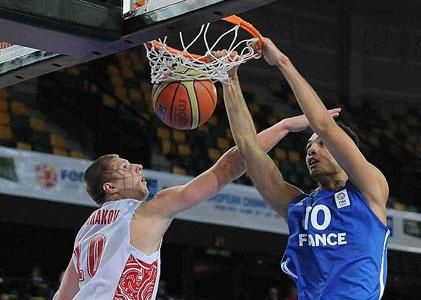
[72,199,161,300]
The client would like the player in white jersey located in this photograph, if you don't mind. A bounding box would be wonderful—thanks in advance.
[53,108,340,300]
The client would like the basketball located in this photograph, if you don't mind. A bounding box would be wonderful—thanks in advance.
[151,69,217,130]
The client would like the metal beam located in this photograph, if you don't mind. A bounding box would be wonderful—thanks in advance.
[0,0,275,89]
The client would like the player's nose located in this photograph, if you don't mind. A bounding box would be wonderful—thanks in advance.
[307,144,317,156]
[135,164,143,172]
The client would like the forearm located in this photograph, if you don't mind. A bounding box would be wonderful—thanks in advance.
[276,58,336,132]
[223,74,258,150]
[215,78,290,183]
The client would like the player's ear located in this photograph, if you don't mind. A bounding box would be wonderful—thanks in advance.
[103,182,116,194]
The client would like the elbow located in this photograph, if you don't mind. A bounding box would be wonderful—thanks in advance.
[312,117,336,134]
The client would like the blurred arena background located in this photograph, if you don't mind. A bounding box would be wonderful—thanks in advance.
[0,0,420,299]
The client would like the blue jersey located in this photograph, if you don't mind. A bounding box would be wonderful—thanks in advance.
[281,181,389,300]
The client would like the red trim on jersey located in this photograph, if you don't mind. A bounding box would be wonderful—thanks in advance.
[113,255,158,300]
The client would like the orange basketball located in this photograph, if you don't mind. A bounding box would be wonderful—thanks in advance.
[152,72,217,130]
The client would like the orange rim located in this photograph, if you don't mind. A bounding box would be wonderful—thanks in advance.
[145,15,264,62]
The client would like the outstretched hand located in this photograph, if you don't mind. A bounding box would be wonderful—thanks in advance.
[283,108,341,133]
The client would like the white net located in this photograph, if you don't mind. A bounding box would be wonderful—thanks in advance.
[144,21,261,84]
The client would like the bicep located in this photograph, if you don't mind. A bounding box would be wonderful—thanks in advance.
[322,126,388,207]
[147,147,247,219]
[54,259,79,300]
[243,146,303,216]
[148,170,221,218]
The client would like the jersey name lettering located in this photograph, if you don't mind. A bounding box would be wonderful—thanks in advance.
[300,204,347,247]
[298,232,347,246]
[86,209,120,225]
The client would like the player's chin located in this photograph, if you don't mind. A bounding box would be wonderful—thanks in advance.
[141,187,150,198]
[309,169,323,179]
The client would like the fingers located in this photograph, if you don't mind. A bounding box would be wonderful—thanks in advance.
[327,107,341,119]
[210,50,230,59]
[209,50,240,63]
[328,108,342,113]
[250,38,262,53]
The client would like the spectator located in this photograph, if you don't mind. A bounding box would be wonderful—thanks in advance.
[264,286,280,300]
[285,286,297,300]
[0,269,9,300]
[31,264,54,299]
[0,293,9,300]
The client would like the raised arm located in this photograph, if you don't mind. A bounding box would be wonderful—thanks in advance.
[222,72,304,216]
[260,38,388,221]
[133,101,311,254]
[147,110,302,219]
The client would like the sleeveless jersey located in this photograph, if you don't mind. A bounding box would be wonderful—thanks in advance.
[72,199,161,300]
[281,181,389,300]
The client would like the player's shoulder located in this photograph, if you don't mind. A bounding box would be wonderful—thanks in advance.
[288,192,310,209]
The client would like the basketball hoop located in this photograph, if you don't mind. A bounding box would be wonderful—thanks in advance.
[144,15,263,84]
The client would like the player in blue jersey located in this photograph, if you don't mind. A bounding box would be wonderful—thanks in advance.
[220,38,390,300]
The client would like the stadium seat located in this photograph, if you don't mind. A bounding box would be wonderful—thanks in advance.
[288,150,301,163]
[0,98,8,111]
[0,125,12,141]
[50,133,66,149]
[30,117,45,131]
[172,165,187,175]
[197,124,209,134]
[173,130,186,143]
[0,111,10,125]
[10,101,26,115]
[267,115,278,126]
[157,126,170,140]
[217,137,230,151]
[16,141,32,151]
[129,88,142,102]
[102,94,117,108]
[177,143,192,157]
[52,147,69,156]
[161,139,172,156]
[274,148,287,161]
[208,148,221,162]
[70,150,86,159]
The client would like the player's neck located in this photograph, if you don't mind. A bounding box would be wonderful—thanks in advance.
[317,171,348,191]
[104,192,146,202]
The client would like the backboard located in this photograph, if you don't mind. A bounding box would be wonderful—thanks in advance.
[0,0,275,89]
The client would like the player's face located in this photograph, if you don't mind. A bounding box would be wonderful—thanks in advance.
[305,134,342,180]
[104,156,149,200]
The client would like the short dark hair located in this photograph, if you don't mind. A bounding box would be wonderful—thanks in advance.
[336,122,360,148]
[84,154,118,205]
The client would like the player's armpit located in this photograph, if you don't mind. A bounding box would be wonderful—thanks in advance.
[54,259,79,300]
[241,141,303,217]
[321,126,389,217]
